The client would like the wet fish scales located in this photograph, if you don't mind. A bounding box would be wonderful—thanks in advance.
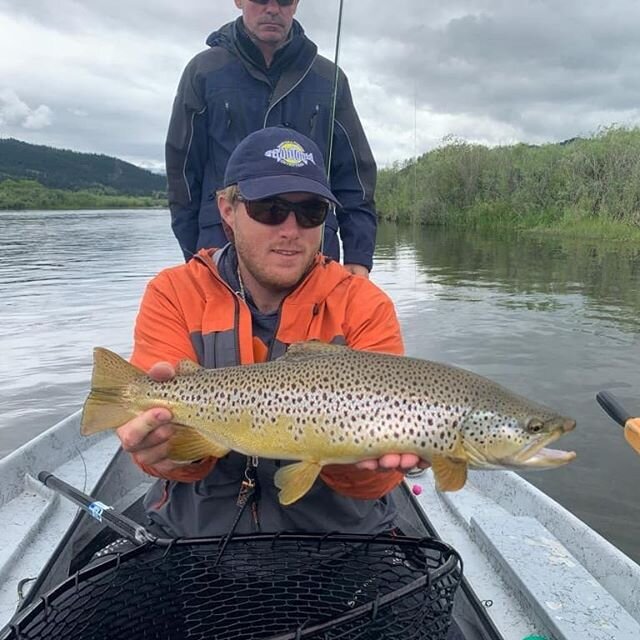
[81,341,576,505]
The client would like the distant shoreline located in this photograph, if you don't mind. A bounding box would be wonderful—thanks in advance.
[0,178,166,211]
[1,204,168,212]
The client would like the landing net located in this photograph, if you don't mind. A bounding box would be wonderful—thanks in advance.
[2,533,462,640]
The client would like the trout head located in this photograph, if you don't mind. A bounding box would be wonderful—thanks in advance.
[458,391,576,471]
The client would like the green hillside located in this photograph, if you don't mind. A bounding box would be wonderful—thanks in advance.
[0,138,166,196]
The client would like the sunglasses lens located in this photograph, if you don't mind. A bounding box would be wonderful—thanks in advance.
[244,198,328,228]
[296,201,328,228]
[245,200,289,225]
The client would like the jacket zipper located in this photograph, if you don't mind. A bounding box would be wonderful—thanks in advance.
[224,101,232,130]
[264,258,328,361]
[263,54,317,128]
[309,104,320,136]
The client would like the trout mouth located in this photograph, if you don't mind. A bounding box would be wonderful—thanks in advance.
[505,418,576,469]
[464,418,576,470]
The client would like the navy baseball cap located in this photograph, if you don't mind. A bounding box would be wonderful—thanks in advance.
[223,127,340,206]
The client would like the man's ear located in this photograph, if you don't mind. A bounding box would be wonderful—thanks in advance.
[234,0,243,10]
[218,194,236,243]
[218,194,235,230]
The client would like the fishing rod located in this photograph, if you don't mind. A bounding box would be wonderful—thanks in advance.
[321,0,345,256]
[325,0,345,175]
[38,471,164,545]
[596,391,640,454]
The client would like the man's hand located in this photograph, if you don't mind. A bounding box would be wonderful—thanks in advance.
[355,454,431,472]
[116,362,185,475]
[344,264,369,278]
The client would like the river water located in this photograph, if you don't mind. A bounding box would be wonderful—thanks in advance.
[1,209,639,563]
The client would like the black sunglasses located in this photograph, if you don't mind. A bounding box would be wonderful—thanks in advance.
[249,0,296,6]
[237,195,329,228]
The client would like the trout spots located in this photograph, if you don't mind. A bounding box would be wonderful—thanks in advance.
[87,343,573,489]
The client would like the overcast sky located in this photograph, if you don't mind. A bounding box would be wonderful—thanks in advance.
[2,0,640,172]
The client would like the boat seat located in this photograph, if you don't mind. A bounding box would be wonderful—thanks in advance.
[471,512,640,640]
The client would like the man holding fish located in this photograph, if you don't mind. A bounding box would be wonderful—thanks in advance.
[83,126,576,539]
[96,126,429,538]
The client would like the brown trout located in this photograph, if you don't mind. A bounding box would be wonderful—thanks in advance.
[81,341,576,505]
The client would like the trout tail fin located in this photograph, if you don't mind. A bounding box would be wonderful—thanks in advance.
[81,348,143,435]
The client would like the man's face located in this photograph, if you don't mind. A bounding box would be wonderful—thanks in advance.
[234,0,299,48]
[219,191,322,298]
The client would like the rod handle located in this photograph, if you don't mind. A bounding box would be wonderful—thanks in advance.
[596,391,632,428]
[38,471,156,545]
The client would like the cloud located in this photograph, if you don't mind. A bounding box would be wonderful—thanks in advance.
[1,0,640,168]
[0,89,52,130]
[23,105,53,129]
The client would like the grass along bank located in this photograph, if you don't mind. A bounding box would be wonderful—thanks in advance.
[376,126,640,241]
[0,179,167,211]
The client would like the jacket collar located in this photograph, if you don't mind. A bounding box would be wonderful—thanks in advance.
[193,247,350,307]
[206,18,315,89]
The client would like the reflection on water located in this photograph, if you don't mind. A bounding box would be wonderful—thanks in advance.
[1,212,639,563]
[0,209,183,453]
[373,222,640,563]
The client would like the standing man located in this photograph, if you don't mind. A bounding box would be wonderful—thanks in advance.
[166,0,377,277]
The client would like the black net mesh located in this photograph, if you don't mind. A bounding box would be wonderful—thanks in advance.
[3,533,461,640]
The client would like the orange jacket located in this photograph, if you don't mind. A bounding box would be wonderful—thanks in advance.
[130,248,405,500]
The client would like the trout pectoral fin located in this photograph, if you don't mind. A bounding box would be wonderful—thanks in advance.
[274,461,322,505]
[432,456,468,492]
[167,427,230,461]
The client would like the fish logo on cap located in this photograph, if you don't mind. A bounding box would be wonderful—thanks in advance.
[265,141,316,168]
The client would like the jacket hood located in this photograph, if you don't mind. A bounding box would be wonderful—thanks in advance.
[206,20,235,49]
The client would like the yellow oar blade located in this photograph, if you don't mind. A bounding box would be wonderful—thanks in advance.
[596,391,640,455]
[624,419,640,455]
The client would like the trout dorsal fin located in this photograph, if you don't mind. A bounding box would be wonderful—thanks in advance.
[175,359,202,375]
[431,455,468,492]
[81,348,145,436]
[282,340,349,361]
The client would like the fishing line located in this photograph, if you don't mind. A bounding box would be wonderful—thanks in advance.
[320,0,345,257]
[75,443,88,494]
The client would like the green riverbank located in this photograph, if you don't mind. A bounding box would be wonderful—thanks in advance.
[376,125,640,242]
[0,179,167,210]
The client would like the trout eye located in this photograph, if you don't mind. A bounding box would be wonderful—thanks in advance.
[525,417,545,434]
